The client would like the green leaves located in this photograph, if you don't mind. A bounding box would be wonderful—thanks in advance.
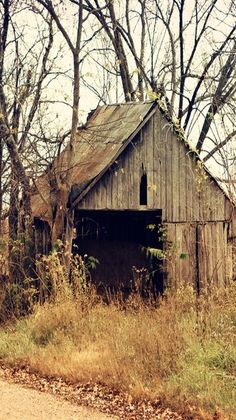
[179,252,189,260]
[145,247,166,260]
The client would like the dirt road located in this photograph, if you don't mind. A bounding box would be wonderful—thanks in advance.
[0,365,183,419]
[0,379,116,420]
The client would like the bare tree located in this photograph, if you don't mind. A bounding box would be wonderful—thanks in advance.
[83,0,236,174]
[35,0,84,268]
[0,0,59,281]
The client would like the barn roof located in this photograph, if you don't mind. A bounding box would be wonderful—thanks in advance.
[31,100,234,223]
[31,101,156,221]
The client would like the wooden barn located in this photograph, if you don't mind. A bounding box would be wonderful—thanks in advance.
[31,101,236,294]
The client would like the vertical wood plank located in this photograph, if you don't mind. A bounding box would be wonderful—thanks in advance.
[158,112,166,215]
[133,133,140,208]
[145,118,154,208]
[160,115,168,221]
[105,170,112,209]
[163,223,176,288]
[197,224,207,290]
[172,132,180,222]
[121,146,128,209]
[166,128,173,221]
[128,140,134,208]
[153,110,161,208]
[140,126,147,208]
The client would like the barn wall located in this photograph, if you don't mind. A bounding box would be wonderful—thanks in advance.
[78,109,232,223]
[163,221,232,290]
[232,240,236,281]
[34,218,51,256]
[162,223,197,289]
[229,207,236,239]
[229,208,236,280]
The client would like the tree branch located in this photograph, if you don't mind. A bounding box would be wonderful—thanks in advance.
[183,24,236,130]
[203,130,236,162]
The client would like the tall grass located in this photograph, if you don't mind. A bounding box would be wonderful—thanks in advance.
[0,255,235,417]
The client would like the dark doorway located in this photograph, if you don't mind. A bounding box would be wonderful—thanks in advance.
[74,210,163,296]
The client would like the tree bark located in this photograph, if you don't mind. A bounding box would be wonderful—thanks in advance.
[37,0,83,270]
[0,138,2,236]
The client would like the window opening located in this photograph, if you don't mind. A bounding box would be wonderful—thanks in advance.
[140,164,147,205]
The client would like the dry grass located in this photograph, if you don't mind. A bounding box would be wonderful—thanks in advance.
[0,258,235,417]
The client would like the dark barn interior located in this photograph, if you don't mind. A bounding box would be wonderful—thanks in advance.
[74,210,163,296]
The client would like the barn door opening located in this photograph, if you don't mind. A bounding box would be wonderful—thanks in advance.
[73,210,163,296]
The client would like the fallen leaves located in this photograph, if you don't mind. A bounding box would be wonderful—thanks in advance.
[0,362,183,419]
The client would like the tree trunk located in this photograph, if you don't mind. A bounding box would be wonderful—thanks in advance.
[106,0,134,102]
[40,1,83,273]
[0,115,34,283]
[8,166,34,284]
[0,138,2,236]
[8,169,19,283]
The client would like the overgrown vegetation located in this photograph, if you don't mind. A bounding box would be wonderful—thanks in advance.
[0,255,235,418]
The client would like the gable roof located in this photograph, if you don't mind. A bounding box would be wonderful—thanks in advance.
[31,101,157,222]
[31,100,234,224]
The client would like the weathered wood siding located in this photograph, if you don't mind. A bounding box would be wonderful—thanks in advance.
[232,240,236,281]
[164,221,232,289]
[229,209,236,280]
[34,219,51,256]
[197,222,231,288]
[162,223,197,289]
[78,109,232,223]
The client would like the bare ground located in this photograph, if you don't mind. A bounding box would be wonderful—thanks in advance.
[0,378,115,420]
[0,365,183,419]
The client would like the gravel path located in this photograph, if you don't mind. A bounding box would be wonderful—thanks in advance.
[0,379,116,420]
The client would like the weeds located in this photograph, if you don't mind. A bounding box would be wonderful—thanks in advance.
[0,278,36,322]
[0,256,235,417]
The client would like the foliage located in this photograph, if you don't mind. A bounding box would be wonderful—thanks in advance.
[179,252,188,260]
[195,160,208,193]
[36,251,95,301]
[0,278,36,323]
[0,251,96,321]
[145,247,165,260]
[145,224,188,263]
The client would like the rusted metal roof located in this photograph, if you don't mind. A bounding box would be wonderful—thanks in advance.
[31,101,156,222]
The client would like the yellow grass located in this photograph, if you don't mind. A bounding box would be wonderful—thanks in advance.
[0,265,235,417]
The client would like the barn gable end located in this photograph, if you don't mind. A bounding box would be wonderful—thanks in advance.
[78,107,231,223]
